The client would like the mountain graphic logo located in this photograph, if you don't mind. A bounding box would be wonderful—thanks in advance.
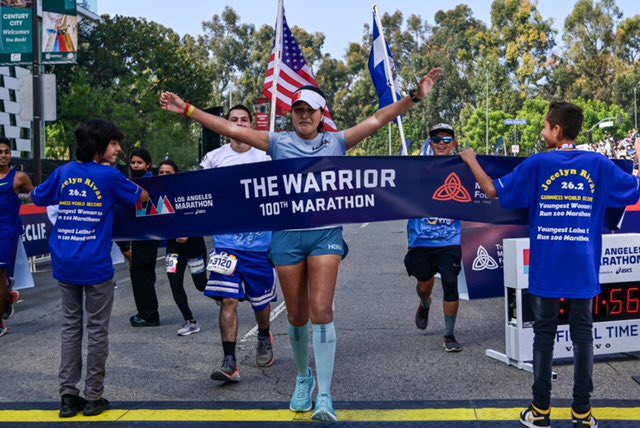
[136,196,176,217]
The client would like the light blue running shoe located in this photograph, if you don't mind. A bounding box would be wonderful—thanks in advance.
[312,392,337,422]
[289,367,315,412]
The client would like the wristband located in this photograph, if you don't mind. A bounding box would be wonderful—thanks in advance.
[409,89,422,103]
[183,103,195,118]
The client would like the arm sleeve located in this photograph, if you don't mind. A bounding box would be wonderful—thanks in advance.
[30,169,61,207]
[111,170,142,206]
[606,160,640,208]
[493,159,534,209]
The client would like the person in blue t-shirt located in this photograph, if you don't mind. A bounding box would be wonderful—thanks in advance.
[160,67,441,422]
[405,123,463,352]
[0,137,33,337]
[30,119,149,419]
[461,102,640,428]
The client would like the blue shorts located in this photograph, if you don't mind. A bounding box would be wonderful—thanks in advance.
[268,227,348,266]
[0,236,19,277]
[204,248,276,312]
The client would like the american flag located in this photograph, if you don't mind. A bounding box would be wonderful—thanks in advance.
[262,7,337,132]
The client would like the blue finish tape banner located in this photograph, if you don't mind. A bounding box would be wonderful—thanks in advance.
[113,155,632,241]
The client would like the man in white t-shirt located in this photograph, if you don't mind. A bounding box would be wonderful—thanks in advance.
[200,105,277,383]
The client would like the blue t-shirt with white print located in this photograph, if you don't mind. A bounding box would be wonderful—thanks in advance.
[31,162,141,286]
[494,150,640,299]
[407,142,461,248]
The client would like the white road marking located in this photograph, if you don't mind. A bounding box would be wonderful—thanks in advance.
[239,301,287,347]
[361,223,369,228]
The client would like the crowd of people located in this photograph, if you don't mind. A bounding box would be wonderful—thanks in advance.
[587,129,640,172]
[2,67,640,427]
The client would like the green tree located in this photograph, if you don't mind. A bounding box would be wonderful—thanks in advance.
[573,98,628,143]
[562,0,622,101]
[48,16,213,168]
[461,108,511,154]
[485,0,556,106]
[515,98,550,154]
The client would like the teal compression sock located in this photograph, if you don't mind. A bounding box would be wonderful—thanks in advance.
[312,322,336,395]
[444,314,457,337]
[287,321,310,377]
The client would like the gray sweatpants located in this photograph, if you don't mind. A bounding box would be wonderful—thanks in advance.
[58,279,114,401]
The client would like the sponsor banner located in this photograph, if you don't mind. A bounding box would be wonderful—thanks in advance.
[19,204,53,257]
[113,155,632,241]
[504,233,640,289]
[459,222,528,299]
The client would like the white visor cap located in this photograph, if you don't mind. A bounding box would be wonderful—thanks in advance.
[291,88,326,110]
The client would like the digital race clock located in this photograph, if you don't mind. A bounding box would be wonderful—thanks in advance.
[515,282,640,326]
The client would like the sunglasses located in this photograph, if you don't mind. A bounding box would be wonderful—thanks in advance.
[431,136,455,144]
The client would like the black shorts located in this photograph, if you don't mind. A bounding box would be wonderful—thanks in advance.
[404,245,462,282]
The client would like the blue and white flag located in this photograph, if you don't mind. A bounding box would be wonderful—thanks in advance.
[368,10,401,111]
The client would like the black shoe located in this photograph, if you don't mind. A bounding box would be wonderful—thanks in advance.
[83,398,111,416]
[129,315,160,327]
[572,408,598,427]
[520,403,551,427]
[415,299,430,330]
[443,335,463,352]
[59,394,86,418]
[210,355,240,382]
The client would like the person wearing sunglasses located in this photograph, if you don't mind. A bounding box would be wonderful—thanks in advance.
[404,123,464,352]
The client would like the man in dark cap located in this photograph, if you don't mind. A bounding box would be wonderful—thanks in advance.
[404,123,463,352]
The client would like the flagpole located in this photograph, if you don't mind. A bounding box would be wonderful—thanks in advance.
[269,0,284,132]
[374,5,408,156]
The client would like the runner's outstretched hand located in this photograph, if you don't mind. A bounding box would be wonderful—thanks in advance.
[416,68,442,99]
[160,92,187,115]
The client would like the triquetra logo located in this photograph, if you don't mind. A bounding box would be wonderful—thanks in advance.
[432,172,472,203]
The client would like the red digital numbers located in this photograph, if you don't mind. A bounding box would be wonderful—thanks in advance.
[609,288,623,316]
[628,287,639,314]
[593,287,640,318]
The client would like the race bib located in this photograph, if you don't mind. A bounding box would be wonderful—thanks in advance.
[166,253,179,273]
[207,251,238,276]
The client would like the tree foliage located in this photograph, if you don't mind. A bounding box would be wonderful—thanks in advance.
[46,1,640,161]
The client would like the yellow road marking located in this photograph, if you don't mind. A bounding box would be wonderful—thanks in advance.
[1,407,639,423]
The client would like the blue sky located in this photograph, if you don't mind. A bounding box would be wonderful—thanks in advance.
[99,1,638,59]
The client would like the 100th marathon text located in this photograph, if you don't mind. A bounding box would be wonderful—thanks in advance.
[239,168,396,215]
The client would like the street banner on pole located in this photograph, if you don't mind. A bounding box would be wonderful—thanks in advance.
[0,0,76,65]
[0,0,33,64]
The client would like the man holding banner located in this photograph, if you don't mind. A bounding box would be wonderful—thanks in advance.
[404,124,463,352]
[160,65,440,422]
[461,102,640,428]
[0,137,33,337]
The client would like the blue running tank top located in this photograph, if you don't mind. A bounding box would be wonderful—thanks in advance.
[0,168,21,238]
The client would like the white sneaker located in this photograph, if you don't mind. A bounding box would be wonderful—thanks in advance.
[177,320,201,336]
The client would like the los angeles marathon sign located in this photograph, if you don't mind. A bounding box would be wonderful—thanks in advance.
[113,155,631,241]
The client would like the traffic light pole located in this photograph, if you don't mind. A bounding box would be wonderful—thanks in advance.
[31,0,42,185]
